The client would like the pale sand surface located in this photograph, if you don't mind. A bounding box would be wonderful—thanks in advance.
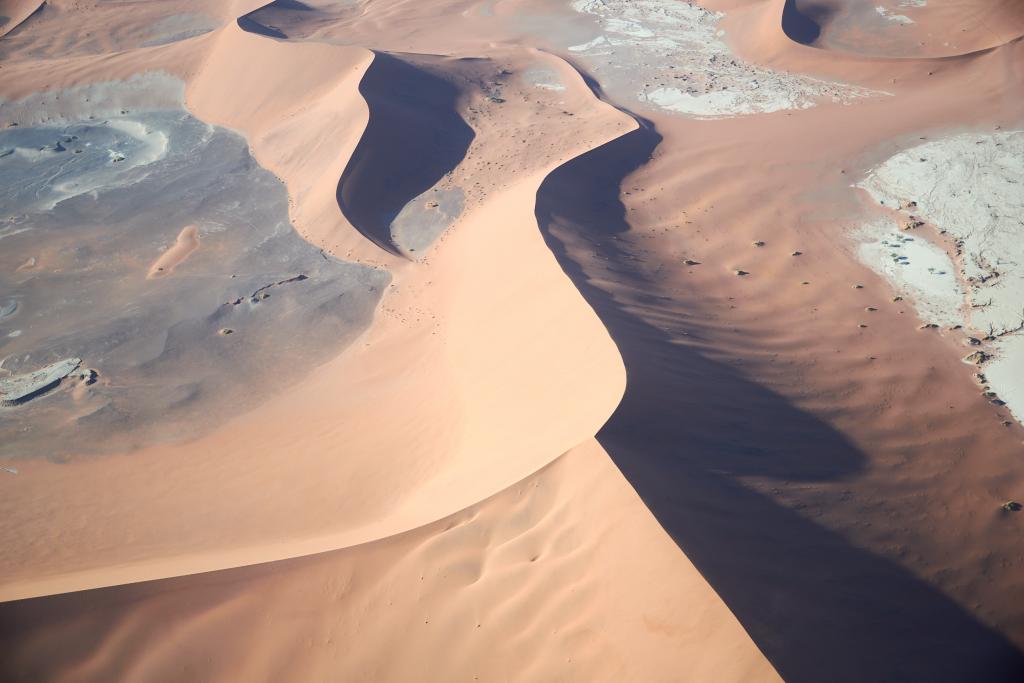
[0,440,779,683]
[2,0,1024,680]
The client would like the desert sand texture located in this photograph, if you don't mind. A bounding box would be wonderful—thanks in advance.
[1,0,1023,681]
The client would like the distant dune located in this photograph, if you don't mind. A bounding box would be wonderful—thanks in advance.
[783,0,1024,57]
[0,0,43,38]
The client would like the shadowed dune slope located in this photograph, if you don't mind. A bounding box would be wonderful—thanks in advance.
[236,0,321,38]
[239,0,354,39]
[780,0,823,45]
[237,13,286,38]
[533,107,1024,680]
[337,52,476,256]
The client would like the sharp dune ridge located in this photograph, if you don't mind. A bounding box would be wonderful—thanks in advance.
[0,22,634,601]
[1,0,1023,680]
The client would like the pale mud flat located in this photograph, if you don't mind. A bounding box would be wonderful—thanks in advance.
[1,0,1024,681]
[0,78,387,458]
[857,130,1024,419]
[854,221,965,327]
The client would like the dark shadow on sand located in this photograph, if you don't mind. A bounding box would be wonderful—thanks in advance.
[782,0,824,45]
[534,118,1024,681]
[236,14,288,39]
[337,52,475,256]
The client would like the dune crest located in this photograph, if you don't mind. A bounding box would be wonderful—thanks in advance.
[0,22,633,602]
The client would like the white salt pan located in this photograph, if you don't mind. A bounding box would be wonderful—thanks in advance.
[855,220,965,327]
[857,131,1024,421]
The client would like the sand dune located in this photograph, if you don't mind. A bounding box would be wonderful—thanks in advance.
[2,0,1023,679]
[0,0,42,38]
[535,105,1024,679]
[0,22,631,601]
[783,0,1024,57]
[0,440,779,683]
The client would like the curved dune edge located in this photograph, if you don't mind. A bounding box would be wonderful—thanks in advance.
[777,0,1024,59]
[0,0,43,38]
[0,25,633,601]
[0,439,781,682]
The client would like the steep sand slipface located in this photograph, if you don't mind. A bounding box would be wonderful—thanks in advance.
[0,7,781,675]
[535,111,1024,679]
[0,440,780,683]
[857,131,1024,419]
[336,51,475,257]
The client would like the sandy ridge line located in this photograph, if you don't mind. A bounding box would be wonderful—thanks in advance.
[0,438,610,604]
[0,438,782,682]
[0,30,636,602]
[0,0,44,39]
